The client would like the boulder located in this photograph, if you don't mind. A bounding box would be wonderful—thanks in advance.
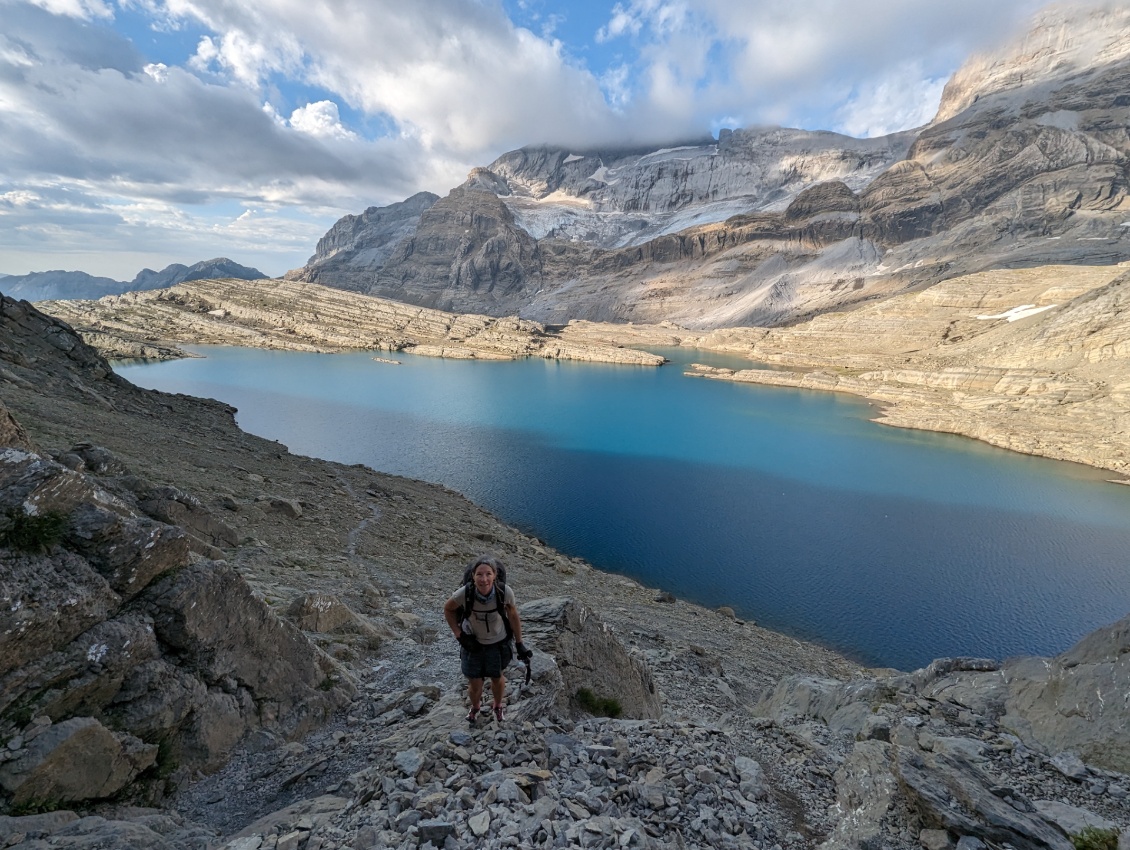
[0,448,106,522]
[287,594,357,633]
[1032,800,1120,837]
[137,485,239,551]
[0,613,160,725]
[754,674,896,731]
[65,503,190,599]
[0,811,78,843]
[0,548,120,679]
[999,614,1130,773]
[103,659,208,743]
[818,740,898,850]
[0,717,156,808]
[894,744,1073,850]
[66,444,129,476]
[145,560,354,742]
[519,597,661,720]
[267,497,302,519]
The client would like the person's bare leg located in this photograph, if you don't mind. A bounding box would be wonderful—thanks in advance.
[468,678,484,718]
[490,674,506,719]
[490,675,506,704]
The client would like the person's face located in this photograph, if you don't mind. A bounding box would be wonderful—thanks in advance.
[473,564,496,594]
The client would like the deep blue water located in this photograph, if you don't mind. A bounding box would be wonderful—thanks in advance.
[116,346,1130,671]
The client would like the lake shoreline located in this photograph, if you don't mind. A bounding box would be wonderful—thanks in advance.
[116,345,1130,671]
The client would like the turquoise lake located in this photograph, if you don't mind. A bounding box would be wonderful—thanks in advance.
[116,346,1130,671]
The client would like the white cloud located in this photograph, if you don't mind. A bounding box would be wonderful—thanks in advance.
[27,0,111,19]
[596,0,1059,135]
[288,101,356,141]
[0,0,1104,278]
[597,3,644,42]
[0,189,41,208]
[600,64,632,111]
[143,62,169,82]
[835,64,950,138]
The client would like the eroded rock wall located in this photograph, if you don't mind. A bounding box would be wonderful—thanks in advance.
[0,432,352,809]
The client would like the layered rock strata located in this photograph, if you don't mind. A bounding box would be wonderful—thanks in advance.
[678,264,1130,477]
[38,278,664,366]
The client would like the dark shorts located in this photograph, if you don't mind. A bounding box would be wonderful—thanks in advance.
[461,640,512,680]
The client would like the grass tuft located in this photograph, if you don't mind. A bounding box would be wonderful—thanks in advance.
[2,510,67,553]
[575,687,623,718]
[1071,827,1121,850]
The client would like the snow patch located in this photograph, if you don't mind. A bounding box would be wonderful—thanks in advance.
[976,304,1057,322]
[563,154,584,164]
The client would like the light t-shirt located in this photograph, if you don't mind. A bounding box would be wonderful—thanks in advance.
[449,583,516,645]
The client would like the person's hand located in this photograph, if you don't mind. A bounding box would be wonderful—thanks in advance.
[515,641,533,661]
[457,633,480,652]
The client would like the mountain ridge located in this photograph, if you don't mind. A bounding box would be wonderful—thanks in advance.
[0,258,266,303]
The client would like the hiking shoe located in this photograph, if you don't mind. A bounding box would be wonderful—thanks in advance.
[493,704,505,722]
[466,705,480,723]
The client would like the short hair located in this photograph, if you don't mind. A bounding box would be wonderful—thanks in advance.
[469,555,502,576]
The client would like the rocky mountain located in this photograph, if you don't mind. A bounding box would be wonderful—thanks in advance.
[287,3,1130,329]
[0,270,130,303]
[1,295,1128,848]
[129,258,267,291]
[0,259,266,303]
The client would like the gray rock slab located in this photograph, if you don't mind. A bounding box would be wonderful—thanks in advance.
[1033,799,1120,836]
[0,717,150,807]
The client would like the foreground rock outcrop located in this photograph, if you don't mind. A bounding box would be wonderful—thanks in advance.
[0,441,353,809]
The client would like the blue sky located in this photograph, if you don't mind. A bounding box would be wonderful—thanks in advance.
[0,0,1073,280]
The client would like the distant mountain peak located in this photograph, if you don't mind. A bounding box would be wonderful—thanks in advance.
[0,258,266,302]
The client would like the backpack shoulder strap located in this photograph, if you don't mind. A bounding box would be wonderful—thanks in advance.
[497,582,514,640]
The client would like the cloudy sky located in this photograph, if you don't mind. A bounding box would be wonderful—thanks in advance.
[0,0,1071,280]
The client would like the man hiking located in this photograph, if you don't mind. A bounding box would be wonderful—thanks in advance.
[443,555,531,722]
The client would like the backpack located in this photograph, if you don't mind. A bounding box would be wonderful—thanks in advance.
[456,559,514,644]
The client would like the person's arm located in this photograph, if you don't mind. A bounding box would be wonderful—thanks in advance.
[443,596,463,639]
[505,603,523,644]
[504,589,531,659]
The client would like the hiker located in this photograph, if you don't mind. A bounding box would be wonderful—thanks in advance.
[444,555,532,722]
